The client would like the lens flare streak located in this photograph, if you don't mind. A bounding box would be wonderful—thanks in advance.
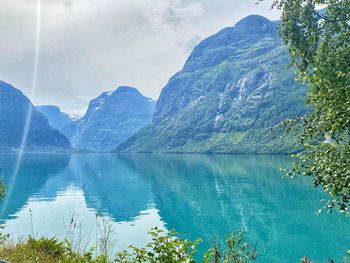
[1,0,41,215]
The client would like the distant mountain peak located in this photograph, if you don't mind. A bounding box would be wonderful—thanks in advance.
[114,86,142,96]
[61,86,155,152]
[86,86,152,117]
[0,80,11,86]
[183,14,278,73]
[36,105,73,130]
[233,15,277,34]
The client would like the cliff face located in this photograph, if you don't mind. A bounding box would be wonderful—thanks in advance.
[62,86,155,152]
[116,15,307,154]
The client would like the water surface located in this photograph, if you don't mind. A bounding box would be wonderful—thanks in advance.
[0,153,348,262]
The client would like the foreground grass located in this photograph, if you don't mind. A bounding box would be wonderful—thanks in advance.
[0,237,108,263]
[0,228,347,262]
[0,228,257,263]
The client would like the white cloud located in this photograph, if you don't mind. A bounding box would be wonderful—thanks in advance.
[147,0,204,30]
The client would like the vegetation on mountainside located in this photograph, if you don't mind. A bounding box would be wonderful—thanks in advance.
[172,127,301,154]
[270,0,350,215]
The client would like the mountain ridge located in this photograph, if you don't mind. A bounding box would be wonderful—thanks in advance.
[62,86,155,152]
[116,15,307,154]
[0,81,71,151]
[36,105,73,130]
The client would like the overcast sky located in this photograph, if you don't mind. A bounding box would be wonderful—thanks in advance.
[0,0,280,115]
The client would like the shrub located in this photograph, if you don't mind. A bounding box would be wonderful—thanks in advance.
[115,227,201,262]
[203,231,257,263]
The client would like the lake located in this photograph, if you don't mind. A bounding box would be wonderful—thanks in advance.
[0,153,349,262]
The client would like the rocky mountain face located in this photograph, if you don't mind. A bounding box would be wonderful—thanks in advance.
[116,15,308,154]
[61,86,155,152]
[0,81,71,151]
[35,105,73,130]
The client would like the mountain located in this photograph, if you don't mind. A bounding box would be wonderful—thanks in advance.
[116,15,308,154]
[0,81,71,151]
[35,105,73,130]
[61,86,155,152]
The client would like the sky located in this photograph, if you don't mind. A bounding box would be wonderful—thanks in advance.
[0,0,280,115]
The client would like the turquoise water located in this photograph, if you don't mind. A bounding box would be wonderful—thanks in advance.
[0,153,349,262]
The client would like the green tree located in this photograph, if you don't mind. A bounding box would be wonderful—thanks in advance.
[270,0,350,214]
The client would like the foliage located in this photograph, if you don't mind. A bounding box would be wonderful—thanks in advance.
[115,227,201,263]
[271,0,350,214]
[0,226,347,262]
[27,237,66,258]
[202,232,257,263]
[115,228,258,263]
[0,225,9,246]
